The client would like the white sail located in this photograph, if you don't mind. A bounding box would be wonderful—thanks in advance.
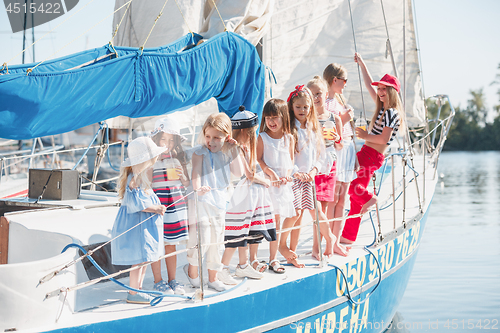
[112,0,425,128]
[263,0,425,127]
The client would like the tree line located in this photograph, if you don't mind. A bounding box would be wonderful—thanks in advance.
[426,64,500,151]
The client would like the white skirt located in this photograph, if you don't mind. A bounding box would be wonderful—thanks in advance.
[268,182,296,219]
[336,139,357,183]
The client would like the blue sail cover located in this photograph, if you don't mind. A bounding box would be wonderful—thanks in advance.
[0,32,266,140]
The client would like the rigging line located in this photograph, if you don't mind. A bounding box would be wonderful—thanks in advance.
[411,0,426,99]
[39,189,195,285]
[140,0,170,51]
[210,0,228,32]
[111,0,133,43]
[346,0,367,122]
[5,0,99,66]
[379,0,399,78]
[28,1,133,74]
[174,0,194,37]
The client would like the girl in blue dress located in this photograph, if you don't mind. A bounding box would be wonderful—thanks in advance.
[111,137,167,304]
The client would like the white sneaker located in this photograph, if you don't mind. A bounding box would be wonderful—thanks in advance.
[168,279,186,295]
[153,280,174,294]
[218,267,238,285]
[235,264,264,279]
[208,280,228,292]
[183,264,200,288]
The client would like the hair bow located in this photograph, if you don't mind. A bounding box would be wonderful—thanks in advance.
[287,85,305,102]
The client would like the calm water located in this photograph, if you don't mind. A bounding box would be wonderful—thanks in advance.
[391,152,500,332]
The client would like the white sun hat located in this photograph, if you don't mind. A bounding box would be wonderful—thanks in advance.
[122,136,167,167]
[150,116,187,142]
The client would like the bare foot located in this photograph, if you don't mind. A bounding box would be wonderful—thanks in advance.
[360,196,378,215]
[287,256,305,268]
[334,242,350,257]
[279,244,297,262]
[340,236,354,244]
[311,251,320,261]
[323,240,334,258]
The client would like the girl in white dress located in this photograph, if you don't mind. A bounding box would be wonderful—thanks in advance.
[219,107,277,284]
[284,85,336,267]
[256,98,294,274]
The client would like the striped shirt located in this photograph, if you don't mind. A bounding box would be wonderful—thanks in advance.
[369,108,400,145]
[325,97,354,138]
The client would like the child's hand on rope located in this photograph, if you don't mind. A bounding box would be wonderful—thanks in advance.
[196,186,211,196]
[154,205,166,216]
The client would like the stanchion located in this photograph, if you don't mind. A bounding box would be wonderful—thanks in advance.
[194,192,205,300]
[311,181,324,267]
[371,174,383,242]
[391,155,396,230]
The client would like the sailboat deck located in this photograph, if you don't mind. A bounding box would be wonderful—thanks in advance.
[2,152,437,331]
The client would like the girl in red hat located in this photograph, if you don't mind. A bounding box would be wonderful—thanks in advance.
[340,53,404,244]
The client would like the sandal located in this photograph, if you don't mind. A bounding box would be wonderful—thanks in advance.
[269,259,285,274]
[251,260,268,273]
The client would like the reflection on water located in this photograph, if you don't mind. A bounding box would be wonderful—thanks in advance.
[390,152,500,332]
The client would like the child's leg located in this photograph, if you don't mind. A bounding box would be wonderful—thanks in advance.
[249,243,267,272]
[269,214,280,263]
[139,265,147,288]
[290,210,304,253]
[221,247,237,266]
[309,209,334,257]
[328,195,350,256]
[151,260,163,284]
[333,181,348,224]
[165,245,177,282]
[312,201,328,260]
[186,200,211,280]
[205,206,225,283]
[129,264,142,294]
[279,213,303,267]
[238,246,249,267]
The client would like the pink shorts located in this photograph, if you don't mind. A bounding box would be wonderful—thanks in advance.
[314,162,337,202]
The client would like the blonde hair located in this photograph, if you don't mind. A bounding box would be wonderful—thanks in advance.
[323,63,347,87]
[287,87,323,154]
[369,85,406,136]
[232,125,258,177]
[259,98,291,135]
[116,159,156,200]
[199,113,232,152]
[307,75,328,92]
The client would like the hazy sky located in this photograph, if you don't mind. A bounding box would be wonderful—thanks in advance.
[1,0,499,116]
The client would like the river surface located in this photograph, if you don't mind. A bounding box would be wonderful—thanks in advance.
[390,151,500,332]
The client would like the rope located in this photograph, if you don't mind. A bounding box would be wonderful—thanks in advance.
[28,1,133,74]
[174,0,194,37]
[328,246,382,305]
[38,189,196,285]
[140,0,170,51]
[111,0,133,43]
[346,0,367,122]
[0,62,8,74]
[210,0,228,32]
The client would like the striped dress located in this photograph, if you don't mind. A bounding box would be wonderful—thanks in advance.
[292,119,323,210]
[152,156,188,244]
[224,151,276,248]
